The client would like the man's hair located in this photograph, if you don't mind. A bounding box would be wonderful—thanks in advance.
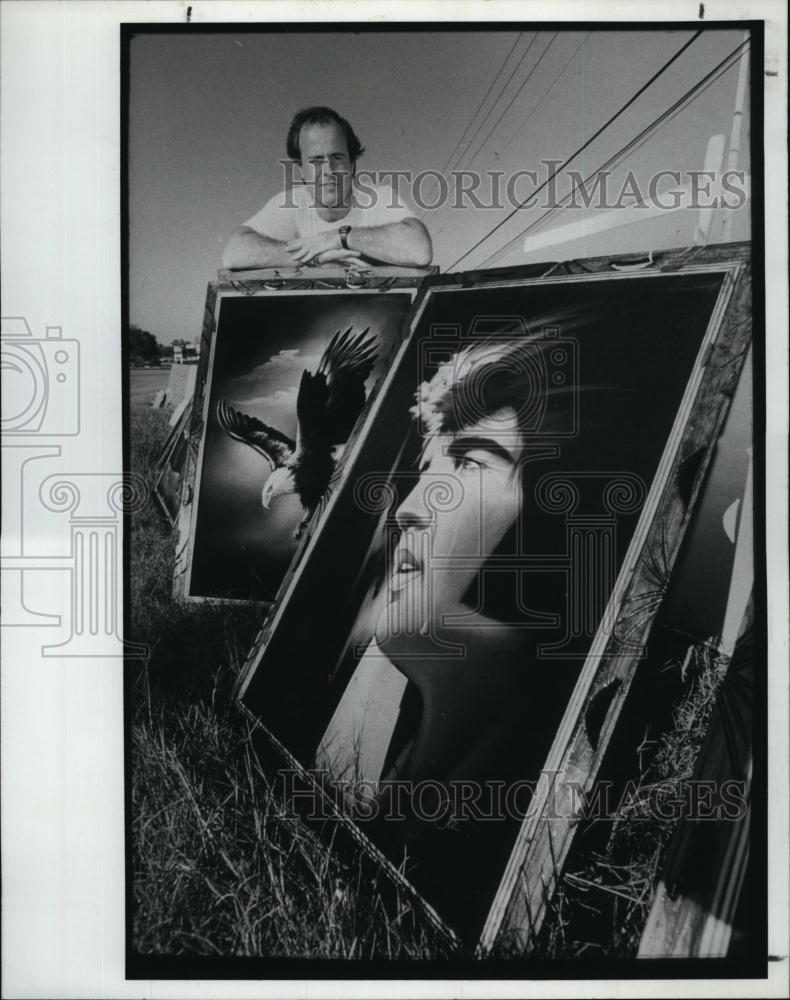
[286,106,365,163]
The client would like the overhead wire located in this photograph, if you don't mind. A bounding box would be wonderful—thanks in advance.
[465,32,558,167]
[482,45,748,266]
[515,39,750,243]
[413,31,529,222]
[416,33,540,233]
[445,29,704,272]
[428,32,589,248]
[438,32,526,175]
[428,32,554,246]
[449,33,540,177]
[497,32,591,161]
[481,49,747,268]
[477,36,750,268]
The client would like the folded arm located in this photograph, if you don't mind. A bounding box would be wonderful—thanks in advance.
[222,226,300,270]
[224,218,433,271]
[286,217,433,269]
[344,218,433,268]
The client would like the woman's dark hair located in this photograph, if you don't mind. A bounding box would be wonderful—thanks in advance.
[410,318,651,631]
[286,106,365,163]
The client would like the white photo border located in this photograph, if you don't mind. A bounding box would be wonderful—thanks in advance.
[1,2,787,998]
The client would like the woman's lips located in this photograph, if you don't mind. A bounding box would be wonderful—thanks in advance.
[388,535,424,596]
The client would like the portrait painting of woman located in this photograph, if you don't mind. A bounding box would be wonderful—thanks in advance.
[238,261,739,939]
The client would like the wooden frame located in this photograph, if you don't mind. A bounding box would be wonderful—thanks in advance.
[479,244,752,953]
[236,242,754,952]
[152,399,194,527]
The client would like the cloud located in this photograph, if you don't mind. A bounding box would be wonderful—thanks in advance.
[243,386,298,409]
[223,384,299,439]
[228,348,322,391]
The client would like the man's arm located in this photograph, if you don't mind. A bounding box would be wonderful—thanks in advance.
[346,218,433,268]
[222,225,300,270]
[286,217,433,269]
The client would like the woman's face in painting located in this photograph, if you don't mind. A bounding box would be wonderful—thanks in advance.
[374,407,524,665]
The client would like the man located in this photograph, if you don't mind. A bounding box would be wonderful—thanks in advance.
[222,106,432,270]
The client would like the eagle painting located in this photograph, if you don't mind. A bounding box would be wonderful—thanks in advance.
[215,327,377,538]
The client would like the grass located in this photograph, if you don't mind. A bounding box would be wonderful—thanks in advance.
[129,367,170,406]
[128,400,451,959]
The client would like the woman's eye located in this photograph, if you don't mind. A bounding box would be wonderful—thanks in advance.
[455,454,484,472]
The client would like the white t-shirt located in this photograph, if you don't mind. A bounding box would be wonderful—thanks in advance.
[242,180,416,240]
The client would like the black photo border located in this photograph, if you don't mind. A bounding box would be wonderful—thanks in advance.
[122,18,767,982]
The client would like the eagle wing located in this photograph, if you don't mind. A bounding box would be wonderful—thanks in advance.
[295,326,378,453]
[215,399,295,472]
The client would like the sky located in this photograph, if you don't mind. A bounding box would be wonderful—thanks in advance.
[128,26,751,345]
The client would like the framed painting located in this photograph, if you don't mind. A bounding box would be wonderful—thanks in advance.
[236,243,755,949]
[172,273,424,603]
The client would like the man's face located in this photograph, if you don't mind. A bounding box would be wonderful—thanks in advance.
[297,121,354,209]
[375,407,524,662]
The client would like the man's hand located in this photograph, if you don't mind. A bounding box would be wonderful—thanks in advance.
[286,230,343,264]
[284,218,433,268]
[314,248,364,266]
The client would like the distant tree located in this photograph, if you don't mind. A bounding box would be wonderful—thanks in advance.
[126,325,160,365]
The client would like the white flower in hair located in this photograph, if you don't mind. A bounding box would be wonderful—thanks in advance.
[410,341,518,435]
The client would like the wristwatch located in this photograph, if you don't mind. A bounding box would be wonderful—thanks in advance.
[338,225,352,250]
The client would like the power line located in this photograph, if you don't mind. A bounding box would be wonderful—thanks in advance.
[420,33,542,237]
[446,29,703,272]
[497,32,590,162]
[429,32,588,248]
[414,31,528,221]
[451,33,540,176]
[483,48,747,266]
[438,32,525,177]
[478,37,749,268]
[482,43,748,267]
[465,33,558,167]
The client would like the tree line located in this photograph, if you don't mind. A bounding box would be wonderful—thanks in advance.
[125,324,190,367]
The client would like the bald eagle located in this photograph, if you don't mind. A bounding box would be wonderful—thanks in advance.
[215,326,377,537]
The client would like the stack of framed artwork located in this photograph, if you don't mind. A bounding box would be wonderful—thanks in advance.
[164,243,757,958]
